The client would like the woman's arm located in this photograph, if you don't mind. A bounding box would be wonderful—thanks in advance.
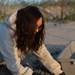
[0,23,33,75]
[33,44,63,75]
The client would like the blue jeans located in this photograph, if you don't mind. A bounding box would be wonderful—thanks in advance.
[32,72,41,75]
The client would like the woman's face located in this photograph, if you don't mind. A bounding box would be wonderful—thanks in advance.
[35,17,42,34]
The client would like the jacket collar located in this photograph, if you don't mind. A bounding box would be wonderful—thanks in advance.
[4,10,18,31]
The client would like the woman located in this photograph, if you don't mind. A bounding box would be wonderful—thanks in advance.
[0,6,65,75]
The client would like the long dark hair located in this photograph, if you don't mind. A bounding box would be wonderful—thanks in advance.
[14,6,45,54]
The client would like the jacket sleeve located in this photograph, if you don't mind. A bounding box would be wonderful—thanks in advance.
[33,44,63,75]
[0,23,33,75]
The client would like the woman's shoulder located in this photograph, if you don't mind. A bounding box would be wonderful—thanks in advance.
[0,22,5,32]
[0,22,11,38]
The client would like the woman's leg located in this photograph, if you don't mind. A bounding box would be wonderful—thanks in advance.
[32,72,41,75]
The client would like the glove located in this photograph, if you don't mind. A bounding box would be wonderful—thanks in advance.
[32,72,41,75]
[59,72,65,75]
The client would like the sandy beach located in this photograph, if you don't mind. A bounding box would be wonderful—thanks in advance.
[45,21,75,58]
[45,21,75,45]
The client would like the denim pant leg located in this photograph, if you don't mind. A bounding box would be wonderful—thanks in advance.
[32,72,41,75]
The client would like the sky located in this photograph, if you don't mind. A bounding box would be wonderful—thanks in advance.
[7,0,58,3]
[24,0,58,3]
[24,0,42,3]
[1,0,58,5]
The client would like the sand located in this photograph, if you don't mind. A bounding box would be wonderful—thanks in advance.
[45,21,75,58]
